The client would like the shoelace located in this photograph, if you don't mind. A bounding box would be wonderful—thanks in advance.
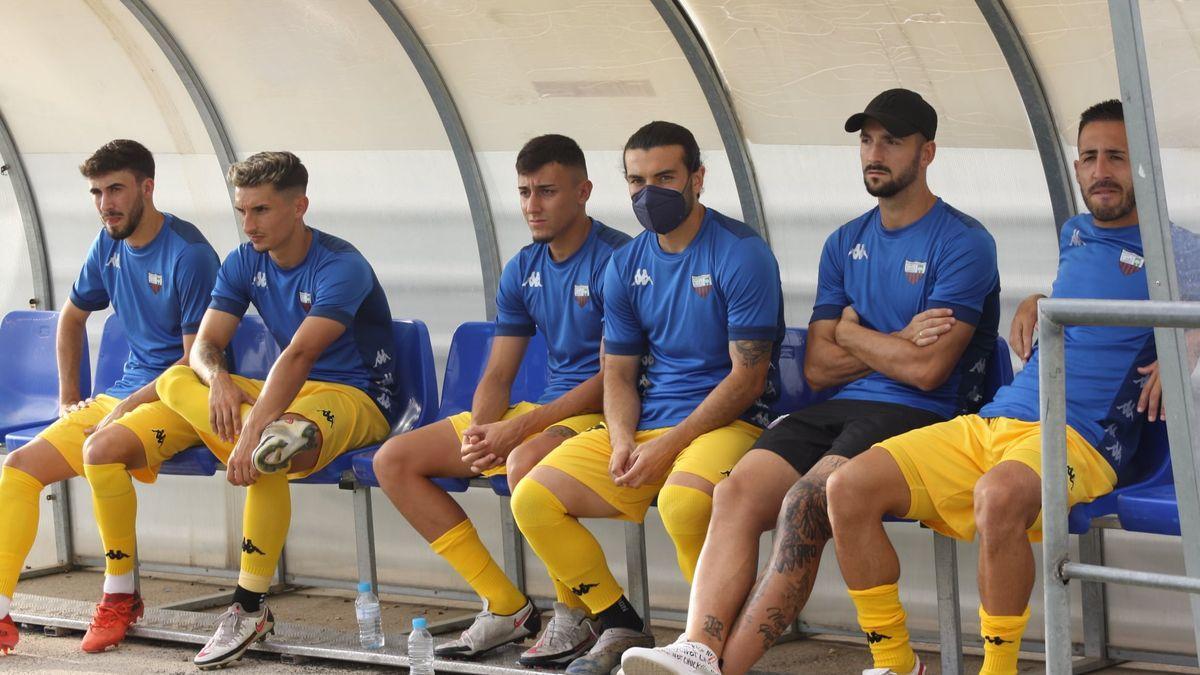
[209,608,244,647]
[90,602,129,629]
[535,614,571,648]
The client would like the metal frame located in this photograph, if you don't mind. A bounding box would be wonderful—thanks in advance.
[0,109,53,310]
[1040,300,1200,674]
[649,0,769,243]
[368,0,502,319]
[976,0,1077,232]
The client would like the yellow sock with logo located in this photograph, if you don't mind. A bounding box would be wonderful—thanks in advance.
[979,605,1029,675]
[83,462,138,576]
[657,484,713,584]
[553,576,589,612]
[847,583,915,673]
[431,519,526,616]
[0,466,44,599]
[238,471,290,593]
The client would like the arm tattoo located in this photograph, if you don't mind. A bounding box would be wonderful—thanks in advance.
[195,341,228,378]
[544,425,576,439]
[734,340,772,369]
[702,614,725,642]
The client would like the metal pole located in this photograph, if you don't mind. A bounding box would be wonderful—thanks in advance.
[975,0,1077,232]
[368,0,502,320]
[1108,0,1200,656]
[0,109,53,309]
[649,0,769,243]
[1064,562,1200,594]
[933,533,964,675]
[1038,304,1072,674]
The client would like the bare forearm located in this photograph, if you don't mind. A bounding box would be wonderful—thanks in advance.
[56,320,85,402]
[515,372,603,434]
[806,337,872,390]
[190,339,230,387]
[604,379,641,446]
[665,373,764,450]
[836,322,937,390]
[470,373,514,426]
[240,352,312,439]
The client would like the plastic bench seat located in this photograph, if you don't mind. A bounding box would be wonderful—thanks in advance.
[0,311,91,438]
[1117,483,1180,536]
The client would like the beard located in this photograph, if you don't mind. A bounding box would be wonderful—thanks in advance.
[1084,181,1137,223]
[104,196,143,240]
[863,154,920,198]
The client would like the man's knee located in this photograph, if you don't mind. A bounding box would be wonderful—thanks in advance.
[658,483,714,536]
[712,470,776,531]
[372,434,421,485]
[4,445,38,473]
[505,445,538,490]
[974,478,1039,535]
[83,427,142,467]
[826,457,876,522]
[510,474,565,530]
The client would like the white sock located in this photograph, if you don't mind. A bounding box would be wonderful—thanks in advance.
[0,594,10,618]
[103,572,136,595]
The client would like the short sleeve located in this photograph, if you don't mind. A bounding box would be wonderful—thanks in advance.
[175,244,220,334]
[602,255,644,355]
[69,234,110,311]
[309,255,372,326]
[209,248,251,318]
[926,227,999,326]
[722,237,783,342]
[495,254,535,337]
[590,250,613,316]
[810,230,848,323]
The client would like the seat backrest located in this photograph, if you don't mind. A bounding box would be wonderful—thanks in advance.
[440,322,549,418]
[981,336,1015,405]
[93,313,129,395]
[0,310,90,418]
[1117,419,1173,488]
[388,319,440,433]
[229,314,280,379]
[771,327,837,416]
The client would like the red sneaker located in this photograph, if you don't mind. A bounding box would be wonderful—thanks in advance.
[80,593,144,653]
[0,615,18,654]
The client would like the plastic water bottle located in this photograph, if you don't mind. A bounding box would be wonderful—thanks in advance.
[408,616,434,674]
[355,582,385,649]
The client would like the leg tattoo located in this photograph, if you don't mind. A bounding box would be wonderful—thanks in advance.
[703,614,725,642]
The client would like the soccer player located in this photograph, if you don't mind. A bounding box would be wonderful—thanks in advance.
[371,134,630,666]
[622,89,1000,675]
[511,121,784,674]
[0,139,219,654]
[145,152,396,669]
[826,99,1189,675]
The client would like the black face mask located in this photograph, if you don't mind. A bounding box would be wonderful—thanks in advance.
[631,175,693,235]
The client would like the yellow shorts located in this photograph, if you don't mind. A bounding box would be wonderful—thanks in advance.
[38,394,202,484]
[880,415,1118,542]
[538,420,762,522]
[446,402,603,478]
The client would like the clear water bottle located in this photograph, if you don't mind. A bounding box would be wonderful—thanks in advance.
[408,616,434,674]
[355,581,385,649]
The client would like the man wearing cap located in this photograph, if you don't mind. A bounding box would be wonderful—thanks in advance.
[622,89,999,675]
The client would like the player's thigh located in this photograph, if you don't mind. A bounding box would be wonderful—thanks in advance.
[4,436,78,484]
[110,401,203,480]
[709,448,802,530]
[669,420,763,496]
[10,398,117,482]
[527,426,630,519]
[375,417,474,479]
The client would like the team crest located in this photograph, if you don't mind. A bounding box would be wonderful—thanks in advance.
[691,273,713,298]
[299,290,313,312]
[574,284,590,307]
[147,272,163,294]
[1119,249,1145,275]
[903,259,927,284]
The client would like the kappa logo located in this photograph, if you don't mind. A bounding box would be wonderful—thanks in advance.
[1069,228,1085,247]
[1117,399,1136,420]
[106,253,121,269]
[1066,464,1077,490]
[241,538,266,555]
[969,357,987,374]
[380,371,395,387]
[152,428,166,447]
[376,391,392,410]
[1119,249,1145,275]
[574,284,590,307]
[523,271,542,288]
[1105,440,1124,464]
[967,386,982,404]
[983,635,1012,646]
[570,582,600,597]
[864,630,891,644]
[373,349,392,368]
[849,243,869,261]
[105,549,131,560]
[147,272,164,294]
[904,259,927,284]
[691,273,713,298]
[719,469,732,477]
[632,268,653,286]
[319,409,335,426]
[299,290,313,312]
[252,271,268,288]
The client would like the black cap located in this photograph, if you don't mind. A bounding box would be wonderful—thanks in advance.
[844,88,937,141]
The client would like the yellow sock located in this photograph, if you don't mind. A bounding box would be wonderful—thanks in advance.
[979,605,1029,675]
[848,583,915,673]
[431,519,526,616]
[0,466,44,598]
[156,365,251,460]
[238,472,290,592]
[83,463,138,576]
[511,478,623,615]
[657,485,712,584]
[553,576,589,612]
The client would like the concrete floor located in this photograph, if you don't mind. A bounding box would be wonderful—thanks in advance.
[4,570,1194,674]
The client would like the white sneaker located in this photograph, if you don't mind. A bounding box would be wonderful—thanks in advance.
[434,598,541,659]
[252,418,319,473]
[622,634,722,674]
[864,656,925,675]
[193,602,274,670]
[519,601,599,667]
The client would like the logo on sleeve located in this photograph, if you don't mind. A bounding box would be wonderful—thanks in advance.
[691,273,713,298]
[522,271,542,288]
[298,291,312,312]
[1119,249,1145,275]
[904,260,927,284]
[106,253,121,269]
[252,271,268,288]
[632,268,653,286]
[147,272,164,294]
[574,284,590,307]
[849,243,869,260]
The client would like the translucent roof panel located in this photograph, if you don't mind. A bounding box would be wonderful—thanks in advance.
[681,0,1037,148]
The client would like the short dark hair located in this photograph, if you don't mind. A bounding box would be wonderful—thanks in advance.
[623,121,701,173]
[1078,99,1124,139]
[227,151,308,193]
[79,139,155,180]
[516,134,587,176]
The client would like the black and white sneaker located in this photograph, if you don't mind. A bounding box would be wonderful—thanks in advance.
[193,602,274,670]
[435,598,540,659]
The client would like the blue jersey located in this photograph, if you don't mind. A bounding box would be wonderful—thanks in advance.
[496,220,631,404]
[70,213,219,398]
[604,208,784,430]
[982,215,1200,471]
[812,198,1000,419]
[210,229,398,425]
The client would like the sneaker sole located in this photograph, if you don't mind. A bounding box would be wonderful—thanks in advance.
[622,659,692,675]
[253,425,317,474]
[81,605,144,653]
[435,631,531,661]
[519,637,598,668]
[194,623,275,670]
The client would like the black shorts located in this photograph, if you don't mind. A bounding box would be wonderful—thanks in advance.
[756,398,945,476]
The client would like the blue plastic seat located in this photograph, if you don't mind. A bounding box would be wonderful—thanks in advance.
[1117,483,1179,535]
[297,319,439,486]
[1069,419,1171,534]
[0,311,91,438]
